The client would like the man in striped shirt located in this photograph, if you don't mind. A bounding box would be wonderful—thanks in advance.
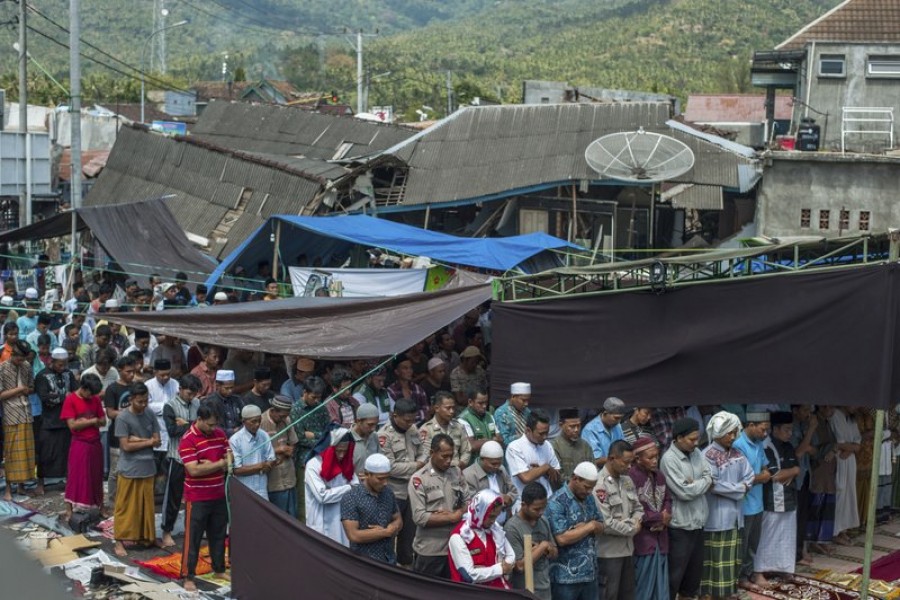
[178,404,231,592]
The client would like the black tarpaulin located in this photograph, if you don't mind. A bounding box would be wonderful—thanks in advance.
[229,479,536,600]
[0,198,214,280]
[109,284,493,359]
[491,264,900,409]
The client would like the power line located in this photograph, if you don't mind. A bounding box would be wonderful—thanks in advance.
[25,25,191,96]
[26,5,193,94]
[175,0,282,35]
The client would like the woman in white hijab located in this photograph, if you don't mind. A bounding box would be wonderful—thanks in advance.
[448,489,515,588]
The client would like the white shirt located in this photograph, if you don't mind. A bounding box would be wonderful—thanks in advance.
[448,530,514,583]
[505,435,560,513]
[146,377,180,451]
[304,455,359,547]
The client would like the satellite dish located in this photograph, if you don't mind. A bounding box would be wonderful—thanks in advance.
[585,128,695,182]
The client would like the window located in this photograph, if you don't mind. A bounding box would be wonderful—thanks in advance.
[800,208,811,228]
[819,54,846,77]
[859,211,870,231]
[819,209,830,230]
[867,55,900,78]
[839,209,850,230]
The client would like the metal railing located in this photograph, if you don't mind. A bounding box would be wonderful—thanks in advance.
[841,107,894,153]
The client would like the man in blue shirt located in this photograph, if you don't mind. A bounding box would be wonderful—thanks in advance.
[732,411,771,593]
[494,382,532,446]
[581,397,626,467]
[545,461,604,600]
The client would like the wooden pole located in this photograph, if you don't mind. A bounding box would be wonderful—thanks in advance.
[272,220,282,279]
[523,533,534,593]
[859,408,885,600]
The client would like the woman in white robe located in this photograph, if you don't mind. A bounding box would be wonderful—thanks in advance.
[304,427,359,546]
[829,407,861,544]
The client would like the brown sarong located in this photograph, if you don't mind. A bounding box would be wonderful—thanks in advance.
[3,423,35,483]
[114,475,156,543]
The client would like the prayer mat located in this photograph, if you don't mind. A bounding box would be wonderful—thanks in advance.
[853,549,900,583]
[135,543,230,580]
[756,574,900,600]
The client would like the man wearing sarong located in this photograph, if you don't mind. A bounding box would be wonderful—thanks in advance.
[0,341,36,501]
[830,406,860,545]
[60,373,106,520]
[807,405,838,554]
[754,411,800,581]
[113,382,161,557]
[629,435,672,600]
[701,411,754,600]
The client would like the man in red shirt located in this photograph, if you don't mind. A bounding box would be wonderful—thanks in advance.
[178,404,231,592]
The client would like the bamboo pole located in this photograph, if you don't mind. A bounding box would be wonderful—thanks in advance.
[859,409,885,600]
[523,533,534,593]
[272,220,282,278]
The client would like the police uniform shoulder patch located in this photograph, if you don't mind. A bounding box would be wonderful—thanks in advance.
[419,427,429,441]
[378,435,387,448]
[596,489,607,502]
[412,476,422,489]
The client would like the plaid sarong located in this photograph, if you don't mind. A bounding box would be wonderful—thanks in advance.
[701,529,742,597]
[2,422,35,483]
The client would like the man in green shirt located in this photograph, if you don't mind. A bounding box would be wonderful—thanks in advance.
[457,385,501,462]
[551,408,594,483]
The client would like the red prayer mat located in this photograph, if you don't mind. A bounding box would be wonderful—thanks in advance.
[135,543,230,580]
[756,573,899,600]
[853,549,900,583]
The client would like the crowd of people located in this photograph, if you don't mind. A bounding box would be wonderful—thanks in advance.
[0,270,896,599]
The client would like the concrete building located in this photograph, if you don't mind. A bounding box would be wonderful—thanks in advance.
[765,0,900,152]
[522,80,679,113]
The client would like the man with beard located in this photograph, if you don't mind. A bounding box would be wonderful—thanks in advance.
[701,411,755,600]
[34,348,77,494]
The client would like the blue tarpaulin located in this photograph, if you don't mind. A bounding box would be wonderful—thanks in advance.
[205,215,580,289]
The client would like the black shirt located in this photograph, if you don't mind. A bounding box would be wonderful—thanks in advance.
[104,381,131,448]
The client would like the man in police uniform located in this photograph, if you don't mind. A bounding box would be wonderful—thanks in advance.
[419,391,471,469]
[594,439,643,600]
[378,398,426,567]
[408,433,467,578]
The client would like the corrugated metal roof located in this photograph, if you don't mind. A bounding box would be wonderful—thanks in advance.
[191,101,416,161]
[85,127,324,258]
[685,95,794,122]
[777,0,900,50]
[383,104,759,206]
[668,184,724,210]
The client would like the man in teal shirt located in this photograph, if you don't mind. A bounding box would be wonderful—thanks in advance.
[494,382,531,446]
[732,411,771,592]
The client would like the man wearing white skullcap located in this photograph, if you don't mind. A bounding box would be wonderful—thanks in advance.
[463,440,518,524]
[340,452,402,564]
[544,461,605,599]
[700,411,754,599]
[494,382,532,446]
[202,369,243,437]
[229,404,276,500]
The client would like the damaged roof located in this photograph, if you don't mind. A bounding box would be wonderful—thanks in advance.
[84,125,329,259]
[191,100,417,160]
[381,103,760,207]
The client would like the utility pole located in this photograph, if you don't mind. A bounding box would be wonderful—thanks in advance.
[152,0,169,74]
[356,30,363,114]
[446,70,453,116]
[18,0,29,226]
[70,0,82,260]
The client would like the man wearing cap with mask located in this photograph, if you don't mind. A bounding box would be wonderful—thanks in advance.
[260,394,299,516]
[552,408,594,482]
[146,358,180,478]
[701,411,755,600]
[230,405,277,499]
[463,440,517,521]
[341,453,402,564]
[420,390,471,470]
[242,367,274,413]
[594,439,643,600]
[351,403,381,476]
[450,346,488,406]
[495,382,532,447]
[660,417,713,600]
[545,461,605,600]
[582,397,627,467]
[202,370,245,438]
[732,411,771,593]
